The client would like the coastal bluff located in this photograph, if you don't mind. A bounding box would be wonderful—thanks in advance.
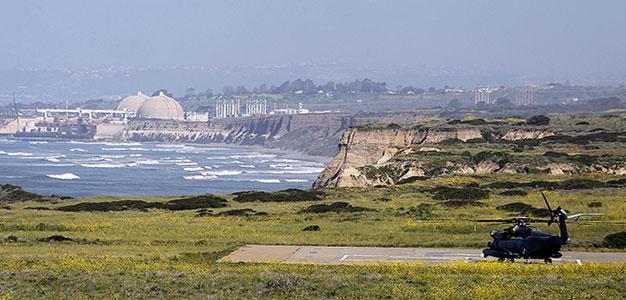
[123,112,429,157]
[313,118,626,188]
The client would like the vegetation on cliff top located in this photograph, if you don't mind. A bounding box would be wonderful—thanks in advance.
[342,116,626,186]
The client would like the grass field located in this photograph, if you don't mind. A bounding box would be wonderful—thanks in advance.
[0,172,625,298]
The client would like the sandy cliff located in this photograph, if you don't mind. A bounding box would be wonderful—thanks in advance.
[122,112,429,157]
[313,122,626,188]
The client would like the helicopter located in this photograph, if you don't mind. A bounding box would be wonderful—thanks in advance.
[480,192,603,263]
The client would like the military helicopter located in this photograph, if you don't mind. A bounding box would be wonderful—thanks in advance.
[480,192,603,263]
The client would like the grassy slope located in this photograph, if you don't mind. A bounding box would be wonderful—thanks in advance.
[0,180,625,298]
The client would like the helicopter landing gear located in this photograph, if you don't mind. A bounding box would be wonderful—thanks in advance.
[544,258,552,264]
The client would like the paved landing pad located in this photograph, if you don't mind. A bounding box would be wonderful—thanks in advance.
[219,245,626,264]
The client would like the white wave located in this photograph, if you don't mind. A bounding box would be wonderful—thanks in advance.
[80,163,126,168]
[129,154,143,157]
[46,173,80,180]
[176,162,198,166]
[7,152,32,156]
[29,141,48,144]
[252,179,281,183]
[285,179,309,183]
[200,170,242,176]
[239,165,256,168]
[100,155,125,158]
[3,175,24,178]
[246,167,325,174]
[136,160,159,165]
[183,167,204,172]
[272,159,302,163]
[70,148,88,152]
[101,147,148,151]
[104,142,141,146]
[183,175,217,180]
[229,154,276,159]
[29,163,75,167]
[231,160,244,164]
[0,150,5,154]
[156,144,186,148]
[208,156,228,160]
[45,158,60,162]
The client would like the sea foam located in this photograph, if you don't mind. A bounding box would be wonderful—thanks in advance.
[46,173,80,180]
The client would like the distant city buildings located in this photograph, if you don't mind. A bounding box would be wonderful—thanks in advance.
[474,86,492,105]
[516,87,535,106]
[215,99,311,118]
[215,99,241,118]
[244,99,267,116]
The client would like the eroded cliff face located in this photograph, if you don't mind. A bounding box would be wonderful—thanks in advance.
[312,123,626,189]
[122,112,429,157]
[313,126,483,188]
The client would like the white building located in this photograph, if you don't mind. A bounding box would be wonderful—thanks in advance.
[516,87,535,106]
[215,99,241,118]
[474,86,492,105]
[244,99,267,116]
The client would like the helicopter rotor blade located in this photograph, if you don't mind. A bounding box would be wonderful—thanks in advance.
[541,192,553,213]
[530,219,551,223]
[474,219,512,223]
[567,213,604,219]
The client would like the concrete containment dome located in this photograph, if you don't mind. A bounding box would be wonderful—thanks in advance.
[137,92,184,121]
[117,92,148,113]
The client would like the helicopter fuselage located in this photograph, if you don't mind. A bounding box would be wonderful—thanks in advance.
[483,225,565,260]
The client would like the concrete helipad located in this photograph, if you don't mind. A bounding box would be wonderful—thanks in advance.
[219,245,626,264]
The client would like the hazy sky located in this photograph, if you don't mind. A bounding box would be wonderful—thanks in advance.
[1,0,625,79]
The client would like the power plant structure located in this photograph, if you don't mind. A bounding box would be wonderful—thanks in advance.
[474,86,492,105]
[244,99,267,116]
[516,87,535,106]
[215,99,241,118]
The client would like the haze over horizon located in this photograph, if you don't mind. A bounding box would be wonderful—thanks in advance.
[1,0,625,99]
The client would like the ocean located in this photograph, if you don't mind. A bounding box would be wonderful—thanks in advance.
[0,139,326,198]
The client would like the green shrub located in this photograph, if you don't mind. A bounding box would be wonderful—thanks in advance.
[162,195,228,210]
[57,200,163,212]
[396,176,428,185]
[57,195,228,212]
[526,115,550,125]
[233,189,323,203]
[498,190,528,196]
[460,119,488,125]
[404,203,437,219]
[558,179,606,190]
[298,202,375,214]
[484,181,559,189]
[568,154,598,166]
[437,138,463,145]
[465,138,487,143]
[544,151,568,158]
[431,187,491,201]
[439,199,486,207]
[603,232,626,248]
